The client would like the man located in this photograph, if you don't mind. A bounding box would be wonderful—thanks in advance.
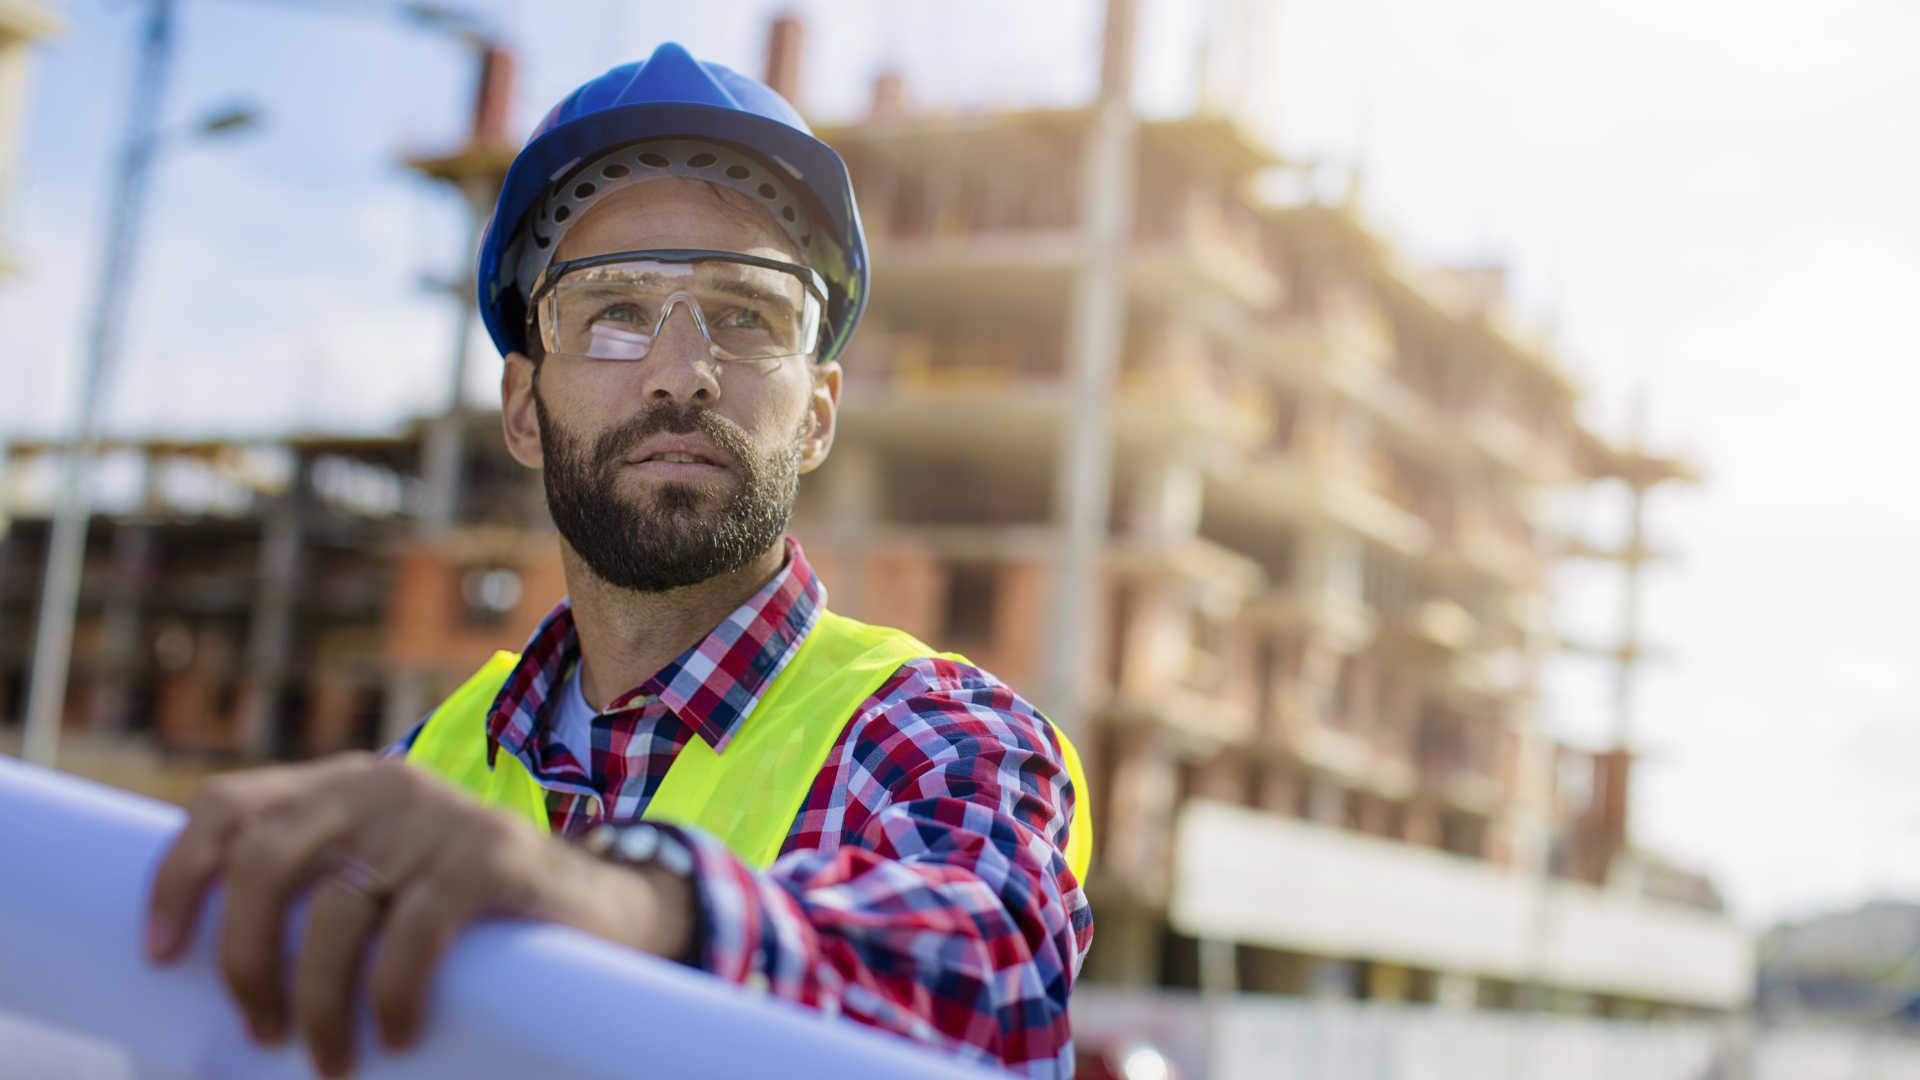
[142,42,1092,1079]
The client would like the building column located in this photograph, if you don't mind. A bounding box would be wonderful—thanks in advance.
[87,520,154,734]
[381,670,428,749]
[234,457,308,759]
[1039,0,1138,734]
[821,443,880,620]
[1104,727,1177,895]
[1124,454,1203,545]
[1305,772,1347,826]
[1308,958,1361,1000]
[1198,936,1238,996]
[1434,971,1478,1009]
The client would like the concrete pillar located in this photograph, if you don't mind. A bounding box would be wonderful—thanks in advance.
[1404,799,1444,848]
[1256,763,1301,816]
[382,670,429,748]
[234,458,308,758]
[867,70,907,122]
[1124,455,1203,544]
[1104,729,1177,894]
[1355,792,1396,838]
[822,444,880,620]
[305,676,359,756]
[1299,530,1363,610]
[1097,0,1139,101]
[1040,0,1138,735]
[88,521,154,733]
[1305,772,1346,826]
[1435,971,1478,1009]
[1082,900,1161,986]
[1198,937,1238,996]
[762,14,805,107]
[1308,958,1360,1000]
[1194,750,1249,805]
[1366,961,1412,1002]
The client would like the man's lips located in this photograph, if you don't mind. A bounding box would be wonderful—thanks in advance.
[623,435,730,469]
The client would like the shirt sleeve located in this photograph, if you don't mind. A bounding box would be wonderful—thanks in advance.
[659,658,1092,1077]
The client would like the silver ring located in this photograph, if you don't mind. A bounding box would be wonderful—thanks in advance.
[326,858,391,906]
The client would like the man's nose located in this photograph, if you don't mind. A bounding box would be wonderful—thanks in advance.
[641,299,721,405]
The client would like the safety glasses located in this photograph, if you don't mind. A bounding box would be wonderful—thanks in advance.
[527,249,828,364]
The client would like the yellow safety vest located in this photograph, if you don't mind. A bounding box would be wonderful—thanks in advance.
[407,609,1092,881]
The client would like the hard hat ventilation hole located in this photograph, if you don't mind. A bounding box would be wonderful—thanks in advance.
[510,139,826,313]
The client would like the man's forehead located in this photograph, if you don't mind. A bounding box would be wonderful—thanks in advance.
[553,178,800,264]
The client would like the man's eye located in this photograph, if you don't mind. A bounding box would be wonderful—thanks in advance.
[594,302,648,325]
[714,308,768,330]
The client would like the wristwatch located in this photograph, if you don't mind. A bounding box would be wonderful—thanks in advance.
[580,822,702,964]
[581,821,697,879]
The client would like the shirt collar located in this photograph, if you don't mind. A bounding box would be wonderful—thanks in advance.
[484,536,823,767]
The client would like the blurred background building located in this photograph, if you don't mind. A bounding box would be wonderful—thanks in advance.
[16,2,1917,1077]
[0,0,1743,1017]
[0,0,57,278]
[1759,900,1920,1027]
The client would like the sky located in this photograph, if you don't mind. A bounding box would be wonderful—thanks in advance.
[2,0,1916,927]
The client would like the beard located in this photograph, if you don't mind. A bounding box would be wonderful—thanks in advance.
[534,389,803,593]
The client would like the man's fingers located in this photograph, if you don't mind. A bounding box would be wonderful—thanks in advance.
[368,871,481,1053]
[146,774,267,962]
[216,801,354,1044]
[293,872,388,1079]
[366,822,546,1052]
[146,757,371,964]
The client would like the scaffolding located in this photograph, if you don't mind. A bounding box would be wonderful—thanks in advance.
[0,4,1733,1017]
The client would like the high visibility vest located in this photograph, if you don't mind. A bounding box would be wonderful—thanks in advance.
[407,609,1092,881]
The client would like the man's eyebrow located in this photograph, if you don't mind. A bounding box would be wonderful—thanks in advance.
[567,268,801,307]
[704,277,796,306]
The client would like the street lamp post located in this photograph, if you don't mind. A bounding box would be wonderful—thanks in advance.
[18,0,259,767]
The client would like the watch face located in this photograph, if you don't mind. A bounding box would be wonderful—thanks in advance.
[599,824,695,878]
[617,826,662,864]
[657,835,696,878]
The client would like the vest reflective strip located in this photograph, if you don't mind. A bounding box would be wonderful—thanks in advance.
[407,612,1093,881]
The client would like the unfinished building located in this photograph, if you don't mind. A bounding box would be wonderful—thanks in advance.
[0,0,57,278]
[1,12,1746,1019]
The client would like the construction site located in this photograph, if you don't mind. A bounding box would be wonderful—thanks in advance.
[0,4,1769,1075]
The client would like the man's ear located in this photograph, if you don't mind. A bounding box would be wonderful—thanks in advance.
[501,351,545,469]
[798,360,841,474]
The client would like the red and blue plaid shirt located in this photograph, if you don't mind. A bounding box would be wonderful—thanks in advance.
[394,537,1091,1075]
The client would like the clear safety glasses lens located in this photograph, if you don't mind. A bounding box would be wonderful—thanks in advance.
[538,256,823,363]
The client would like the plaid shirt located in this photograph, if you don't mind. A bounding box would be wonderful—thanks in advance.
[393,538,1091,1075]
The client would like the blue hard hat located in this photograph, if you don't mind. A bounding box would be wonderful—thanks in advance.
[476,42,868,364]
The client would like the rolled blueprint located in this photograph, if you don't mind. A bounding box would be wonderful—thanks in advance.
[0,756,1005,1079]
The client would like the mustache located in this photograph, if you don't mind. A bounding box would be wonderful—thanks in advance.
[592,402,754,471]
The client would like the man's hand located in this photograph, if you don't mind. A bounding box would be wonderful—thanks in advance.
[144,752,695,1078]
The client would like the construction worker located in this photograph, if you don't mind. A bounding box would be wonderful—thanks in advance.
[142,42,1092,1078]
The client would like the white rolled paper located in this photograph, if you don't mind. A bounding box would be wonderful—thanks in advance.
[0,756,1006,1079]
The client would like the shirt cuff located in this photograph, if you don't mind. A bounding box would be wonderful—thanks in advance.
[649,823,787,995]
[578,821,706,968]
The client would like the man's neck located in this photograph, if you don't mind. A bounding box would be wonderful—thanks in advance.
[561,539,789,711]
